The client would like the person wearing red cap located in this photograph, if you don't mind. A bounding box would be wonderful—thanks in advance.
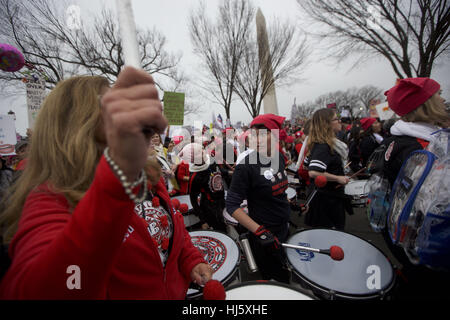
[226,113,291,283]
[380,77,449,299]
[303,108,352,230]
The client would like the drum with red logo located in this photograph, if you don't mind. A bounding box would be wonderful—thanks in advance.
[187,230,241,299]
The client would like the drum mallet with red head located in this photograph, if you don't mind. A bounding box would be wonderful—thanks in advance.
[282,243,344,261]
[303,175,327,208]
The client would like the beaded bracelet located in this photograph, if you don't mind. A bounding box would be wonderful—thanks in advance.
[103,147,147,203]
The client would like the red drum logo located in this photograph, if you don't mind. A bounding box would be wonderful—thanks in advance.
[191,236,227,272]
[209,172,223,192]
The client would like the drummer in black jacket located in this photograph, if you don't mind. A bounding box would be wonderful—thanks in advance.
[226,114,291,283]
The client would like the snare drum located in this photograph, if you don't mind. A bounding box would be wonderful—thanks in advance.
[187,231,241,299]
[172,195,200,228]
[344,180,369,207]
[286,229,395,300]
[225,281,315,300]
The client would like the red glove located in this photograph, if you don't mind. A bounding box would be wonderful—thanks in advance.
[254,226,280,250]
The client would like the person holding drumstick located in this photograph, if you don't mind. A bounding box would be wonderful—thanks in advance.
[226,114,291,283]
[303,108,352,231]
[0,67,212,299]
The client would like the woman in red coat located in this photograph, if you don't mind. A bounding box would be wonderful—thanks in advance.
[0,67,212,299]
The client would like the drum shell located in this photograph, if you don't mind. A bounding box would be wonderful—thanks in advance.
[345,180,369,208]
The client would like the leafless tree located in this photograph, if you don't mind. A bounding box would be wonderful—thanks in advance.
[291,101,318,120]
[189,0,255,120]
[297,0,450,78]
[292,85,384,119]
[356,85,385,110]
[234,18,309,118]
[0,0,199,115]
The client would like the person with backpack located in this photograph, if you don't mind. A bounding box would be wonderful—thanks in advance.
[381,77,450,299]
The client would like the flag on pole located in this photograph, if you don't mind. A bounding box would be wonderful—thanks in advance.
[217,114,224,129]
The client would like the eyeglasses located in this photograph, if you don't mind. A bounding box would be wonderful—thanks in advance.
[331,118,341,122]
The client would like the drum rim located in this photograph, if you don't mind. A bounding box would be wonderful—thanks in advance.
[225,280,317,300]
[187,266,241,299]
[285,228,396,299]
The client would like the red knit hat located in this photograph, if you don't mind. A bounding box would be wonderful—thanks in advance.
[385,78,440,116]
[360,118,376,131]
[285,136,294,144]
[250,114,286,131]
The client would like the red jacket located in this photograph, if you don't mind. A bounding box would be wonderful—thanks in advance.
[0,156,205,299]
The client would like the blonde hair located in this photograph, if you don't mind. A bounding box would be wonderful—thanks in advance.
[146,149,163,186]
[402,94,449,128]
[0,76,109,244]
[307,108,336,156]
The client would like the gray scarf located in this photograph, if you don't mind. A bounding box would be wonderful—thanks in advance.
[333,138,349,169]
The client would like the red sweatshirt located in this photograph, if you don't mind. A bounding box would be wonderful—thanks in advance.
[0,156,205,299]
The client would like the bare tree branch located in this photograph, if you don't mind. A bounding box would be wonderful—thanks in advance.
[297,0,450,78]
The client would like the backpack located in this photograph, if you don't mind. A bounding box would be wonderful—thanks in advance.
[387,129,450,270]
[366,143,387,175]
[366,143,391,232]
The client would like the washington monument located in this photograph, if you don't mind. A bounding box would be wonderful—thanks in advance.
[256,8,279,116]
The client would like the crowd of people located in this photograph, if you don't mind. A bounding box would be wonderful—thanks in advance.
[0,68,449,299]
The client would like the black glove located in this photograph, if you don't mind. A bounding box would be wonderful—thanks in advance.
[253,226,280,250]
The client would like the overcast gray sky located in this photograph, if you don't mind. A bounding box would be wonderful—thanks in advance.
[1,0,449,135]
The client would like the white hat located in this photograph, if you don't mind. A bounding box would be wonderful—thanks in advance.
[178,143,210,172]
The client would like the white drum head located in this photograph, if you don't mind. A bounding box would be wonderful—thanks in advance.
[286,187,296,200]
[188,231,240,296]
[344,180,368,196]
[286,229,394,297]
[226,282,313,300]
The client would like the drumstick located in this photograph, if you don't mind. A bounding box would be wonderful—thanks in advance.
[115,0,157,136]
[304,175,327,207]
[282,243,344,261]
[115,0,140,68]
[335,167,367,189]
[349,167,367,179]
[344,161,352,169]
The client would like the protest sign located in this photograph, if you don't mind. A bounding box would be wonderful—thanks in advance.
[163,92,185,126]
[375,102,396,121]
[26,76,46,129]
[0,114,17,156]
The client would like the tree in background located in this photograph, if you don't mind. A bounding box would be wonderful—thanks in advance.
[190,0,309,119]
[234,16,308,118]
[291,85,385,120]
[297,0,449,78]
[189,0,254,120]
[0,0,201,116]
